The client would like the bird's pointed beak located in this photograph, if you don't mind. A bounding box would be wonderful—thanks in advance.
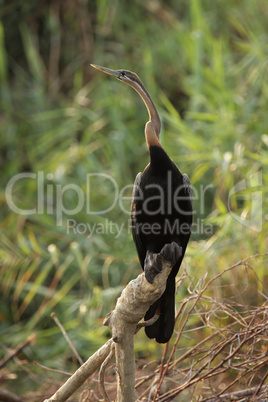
[90,64,120,78]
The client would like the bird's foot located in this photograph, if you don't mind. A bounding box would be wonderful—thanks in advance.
[144,251,162,284]
[160,242,182,267]
[144,242,182,284]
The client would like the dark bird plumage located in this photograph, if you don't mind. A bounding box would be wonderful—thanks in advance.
[91,64,192,343]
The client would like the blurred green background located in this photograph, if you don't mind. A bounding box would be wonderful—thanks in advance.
[0,0,267,398]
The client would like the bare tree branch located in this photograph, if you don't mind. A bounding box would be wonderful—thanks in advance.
[44,253,173,401]
[38,253,268,401]
[43,339,113,402]
[104,255,173,402]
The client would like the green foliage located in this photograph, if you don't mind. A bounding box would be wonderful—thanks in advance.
[0,0,267,398]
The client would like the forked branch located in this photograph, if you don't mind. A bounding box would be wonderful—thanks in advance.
[44,253,173,401]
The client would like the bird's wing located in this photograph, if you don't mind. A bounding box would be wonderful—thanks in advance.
[131,172,146,269]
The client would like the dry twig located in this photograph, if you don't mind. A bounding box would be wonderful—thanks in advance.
[0,334,36,369]
[134,254,268,401]
[51,312,83,366]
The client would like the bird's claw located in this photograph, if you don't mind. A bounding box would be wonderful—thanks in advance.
[160,242,182,267]
[144,242,182,284]
[144,251,162,284]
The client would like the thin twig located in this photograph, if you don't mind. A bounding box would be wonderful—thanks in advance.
[51,312,83,366]
[33,361,72,376]
[98,342,115,401]
[0,333,36,369]
[204,384,268,401]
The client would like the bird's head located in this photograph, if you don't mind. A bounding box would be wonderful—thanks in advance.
[90,64,142,89]
[90,63,161,139]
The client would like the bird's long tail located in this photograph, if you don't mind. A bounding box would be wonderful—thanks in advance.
[144,275,175,343]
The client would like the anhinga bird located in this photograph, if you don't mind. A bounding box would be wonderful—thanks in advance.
[91,64,192,343]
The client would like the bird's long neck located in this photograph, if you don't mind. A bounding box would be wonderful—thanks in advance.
[128,80,162,150]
